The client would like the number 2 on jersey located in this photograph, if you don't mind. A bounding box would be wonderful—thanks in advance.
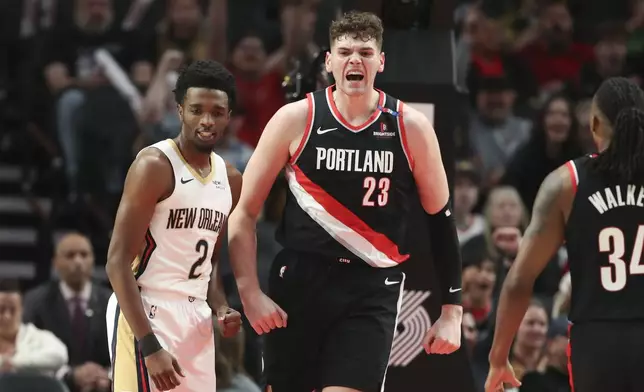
[189,239,209,279]
[599,226,644,292]
[363,177,390,207]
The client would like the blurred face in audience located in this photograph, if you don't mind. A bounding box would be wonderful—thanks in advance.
[544,98,572,144]
[464,259,496,305]
[463,312,478,351]
[169,0,201,31]
[476,89,515,123]
[454,176,479,216]
[0,292,21,339]
[546,335,569,372]
[595,37,627,74]
[179,88,231,153]
[540,4,572,46]
[79,0,111,20]
[326,36,385,97]
[516,304,548,350]
[487,188,524,228]
[54,233,94,292]
[232,36,267,74]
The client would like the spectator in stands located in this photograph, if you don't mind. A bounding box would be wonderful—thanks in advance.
[0,279,68,375]
[519,1,594,94]
[214,108,254,173]
[462,312,479,358]
[23,233,112,392]
[519,317,571,392]
[502,94,583,211]
[462,254,497,331]
[454,160,486,251]
[42,0,154,198]
[484,186,528,261]
[214,320,261,392]
[508,299,549,383]
[155,0,209,65]
[468,76,532,188]
[209,0,319,148]
[572,21,639,100]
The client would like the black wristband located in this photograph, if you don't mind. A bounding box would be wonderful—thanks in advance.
[138,333,162,357]
[426,200,463,305]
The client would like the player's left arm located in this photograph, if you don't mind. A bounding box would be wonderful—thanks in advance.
[402,104,462,317]
[207,162,243,337]
[488,166,570,366]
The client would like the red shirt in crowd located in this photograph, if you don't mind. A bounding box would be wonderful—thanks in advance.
[233,70,285,148]
[520,41,594,87]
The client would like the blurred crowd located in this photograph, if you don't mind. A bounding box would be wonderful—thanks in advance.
[0,0,642,391]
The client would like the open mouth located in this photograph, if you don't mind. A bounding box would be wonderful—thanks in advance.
[345,71,364,82]
[197,130,217,141]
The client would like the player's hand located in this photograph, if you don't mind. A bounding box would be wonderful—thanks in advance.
[485,360,521,392]
[217,306,242,337]
[144,348,185,391]
[240,289,288,335]
[422,309,462,355]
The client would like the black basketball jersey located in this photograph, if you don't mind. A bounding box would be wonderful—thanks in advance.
[275,86,416,268]
[565,155,644,322]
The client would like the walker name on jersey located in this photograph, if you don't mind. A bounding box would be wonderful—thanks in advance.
[315,147,394,173]
[166,207,227,233]
[588,184,644,214]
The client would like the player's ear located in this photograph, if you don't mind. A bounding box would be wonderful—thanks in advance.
[590,113,600,136]
[177,104,183,121]
[378,52,385,73]
[325,51,332,73]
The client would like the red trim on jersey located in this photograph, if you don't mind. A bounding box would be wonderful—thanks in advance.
[590,153,598,158]
[291,164,410,263]
[567,324,575,392]
[565,161,578,194]
[289,93,314,164]
[396,100,415,170]
[326,86,385,132]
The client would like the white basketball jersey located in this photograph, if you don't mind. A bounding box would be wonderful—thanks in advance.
[133,139,232,300]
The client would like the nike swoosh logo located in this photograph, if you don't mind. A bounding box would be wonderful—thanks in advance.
[385,278,400,285]
[180,177,194,184]
[317,127,338,135]
[449,287,462,293]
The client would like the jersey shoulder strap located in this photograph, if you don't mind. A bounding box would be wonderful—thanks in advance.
[137,139,183,177]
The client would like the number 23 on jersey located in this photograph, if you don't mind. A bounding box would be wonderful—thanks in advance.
[363,177,390,207]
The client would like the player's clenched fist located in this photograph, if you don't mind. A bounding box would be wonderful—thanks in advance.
[144,348,185,391]
[217,306,243,337]
[240,289,288,335]
[422,310,462,355]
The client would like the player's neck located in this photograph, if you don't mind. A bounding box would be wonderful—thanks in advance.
[333,88,379,123]
[175,136,210,168]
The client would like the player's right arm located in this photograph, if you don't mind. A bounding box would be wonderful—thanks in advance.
[105,148,184,391]
[227,99,308,334]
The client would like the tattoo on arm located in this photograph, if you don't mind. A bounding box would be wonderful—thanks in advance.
[524,172,564,238]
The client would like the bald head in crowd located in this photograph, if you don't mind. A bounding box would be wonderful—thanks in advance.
[53,233,94,292]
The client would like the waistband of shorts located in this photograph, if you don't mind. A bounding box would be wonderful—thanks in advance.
[285,248,403,270]
[139,287,207,303]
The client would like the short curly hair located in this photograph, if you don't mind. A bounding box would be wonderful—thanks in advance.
[173,60,236,108]
[329,11,384,48]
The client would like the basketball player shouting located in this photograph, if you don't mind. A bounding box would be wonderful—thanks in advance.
[227,11,464,392]
[486,77,644,392]
[105,60,242,392]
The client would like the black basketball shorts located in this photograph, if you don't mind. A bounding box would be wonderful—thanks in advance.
[264,249,405,392]
[569,321,644,392]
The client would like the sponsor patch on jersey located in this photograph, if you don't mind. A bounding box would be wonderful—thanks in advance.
[212,180,226,190]
[373,121,396,138]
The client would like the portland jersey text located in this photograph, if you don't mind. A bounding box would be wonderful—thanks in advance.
[276,86,415,268]
[133,139,232,300]
[565,155,644,322]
